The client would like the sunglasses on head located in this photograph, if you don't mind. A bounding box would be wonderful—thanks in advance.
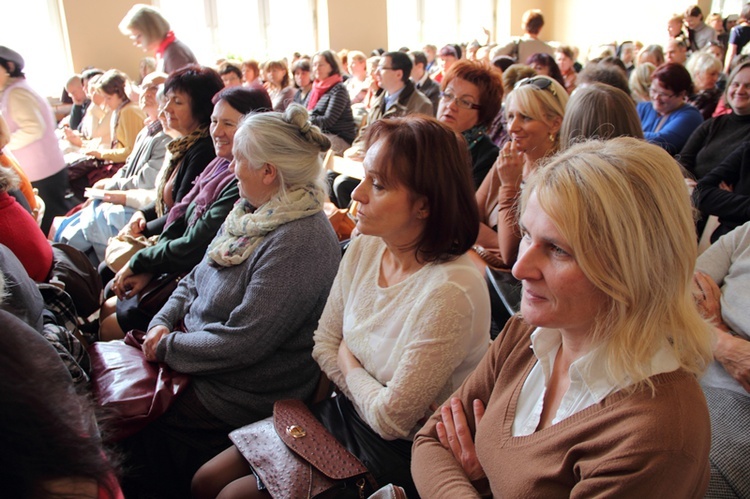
[515,76,557,97]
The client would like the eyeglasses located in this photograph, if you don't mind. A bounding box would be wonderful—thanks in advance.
[440,91,481,110]
[377,66,394,72]
[515,76,557,97]
[649,86,675,99]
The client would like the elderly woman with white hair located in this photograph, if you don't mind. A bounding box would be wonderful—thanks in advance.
[687,51,724,119]
[413,137,714,497]
[117,104,341,499]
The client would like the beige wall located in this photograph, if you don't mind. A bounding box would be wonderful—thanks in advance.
[62,0,148,80]
[60,0,725,76]
[324,0,388,52]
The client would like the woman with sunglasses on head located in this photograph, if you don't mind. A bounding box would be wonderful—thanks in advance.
[471,75,567,271]
[413,137,713,498]
[637,63,703,156]
[437,60,503,189]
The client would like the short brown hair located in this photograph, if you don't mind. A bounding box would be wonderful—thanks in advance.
[441,60,503,127]
[97,69,129,101]
[522,9,545,35]
[364,116,479,263]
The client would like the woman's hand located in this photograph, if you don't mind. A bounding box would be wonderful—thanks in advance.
[692,271,723,323]
[64,127,83,147]
[102,190,126,205]
[715,331,750,393]
[435,397,487,482]
[112,264,152,300]
[143,325,170,361]
[111,264,134,300]
[92,179,109,190]
[337,340,362,376]
[495,139,525,188]
[119,272,153,300]
[83,149,102,160]
[120,211,146,238]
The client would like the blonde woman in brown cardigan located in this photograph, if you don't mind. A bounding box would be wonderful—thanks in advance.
[413,138,714,498]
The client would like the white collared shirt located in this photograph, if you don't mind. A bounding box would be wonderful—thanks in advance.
[512,327,681,436]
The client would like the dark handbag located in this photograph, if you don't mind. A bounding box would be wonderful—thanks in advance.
[88,329,190,441]
[138,272,185,317]
[67,156,124,201]
[229,399,377,499]
[48,242,103,318]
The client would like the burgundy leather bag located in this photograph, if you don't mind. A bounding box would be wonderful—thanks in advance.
[88,330,190,441]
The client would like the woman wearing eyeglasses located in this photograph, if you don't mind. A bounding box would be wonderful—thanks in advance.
[472,75,568,271]
[438,60,503,189]
[637,63,703,156]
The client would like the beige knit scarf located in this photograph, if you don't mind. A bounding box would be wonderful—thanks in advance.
[207,183,325,267]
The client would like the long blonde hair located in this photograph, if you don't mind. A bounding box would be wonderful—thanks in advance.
[520,138,713,389]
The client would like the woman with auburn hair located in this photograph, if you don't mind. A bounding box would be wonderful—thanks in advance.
[413,137,713,498]
[119,3,196,74]
[192,115,490,499]
[559,83,643,149]
[437,59,503,188]
[472,75,568,271]
[263,59,295,112]
[637,62,703,155]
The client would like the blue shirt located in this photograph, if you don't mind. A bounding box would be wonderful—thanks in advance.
[637,101,703,156]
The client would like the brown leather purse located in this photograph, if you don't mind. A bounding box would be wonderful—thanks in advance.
[229,399,377,498]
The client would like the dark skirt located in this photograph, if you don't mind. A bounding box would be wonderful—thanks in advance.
[313,395,416,497]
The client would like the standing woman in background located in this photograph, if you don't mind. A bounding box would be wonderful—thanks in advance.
[119,3,197,74]
[0,46,70,235]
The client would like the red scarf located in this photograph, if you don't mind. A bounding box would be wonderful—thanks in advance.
[306,74,343,111]
[156,31,176,58]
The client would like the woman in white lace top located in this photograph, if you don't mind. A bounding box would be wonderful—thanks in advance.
[192,115,491,499]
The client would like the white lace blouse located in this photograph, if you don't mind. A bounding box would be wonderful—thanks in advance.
[312,235,491,441]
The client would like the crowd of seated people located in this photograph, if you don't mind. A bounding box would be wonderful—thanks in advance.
[6,3,750,497]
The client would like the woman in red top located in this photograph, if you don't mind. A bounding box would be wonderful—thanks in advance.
[0,167,51,282]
